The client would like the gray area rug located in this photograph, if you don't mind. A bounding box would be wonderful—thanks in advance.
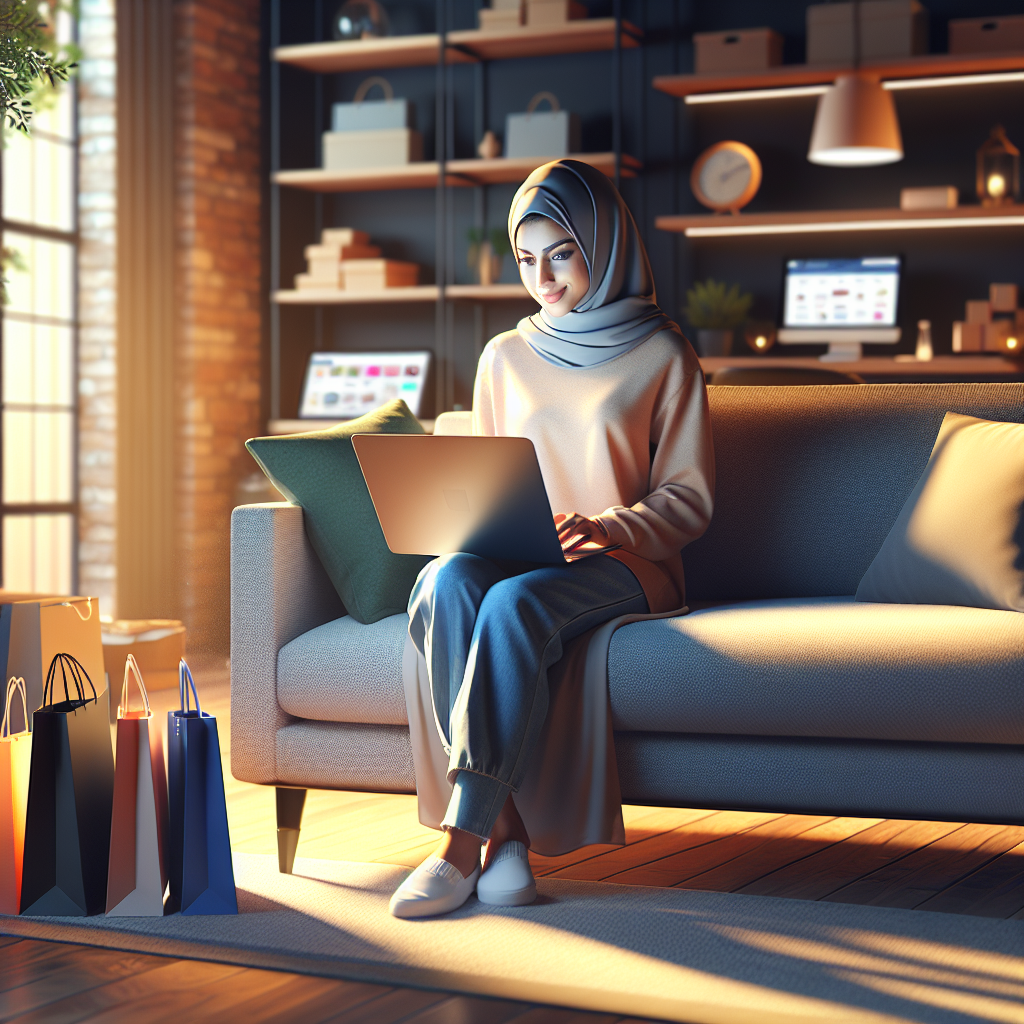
[2,853,1021,1024]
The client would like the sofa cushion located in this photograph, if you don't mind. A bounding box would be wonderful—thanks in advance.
[607,598,1024,746]
[278,613,409,726]
[245,399,430,625]
[856,412,1024,612]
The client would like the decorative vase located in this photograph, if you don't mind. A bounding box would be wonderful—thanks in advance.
[696,329,733,357]
[476,242,502,286]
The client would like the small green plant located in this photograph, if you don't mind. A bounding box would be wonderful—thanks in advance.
[0,0,77,135]
[466,226,510,269]
[684,279,753,330]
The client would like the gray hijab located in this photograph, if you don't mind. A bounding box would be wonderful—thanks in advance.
[508,159,679,368]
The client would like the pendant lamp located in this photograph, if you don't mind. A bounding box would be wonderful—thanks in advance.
[807,73,903,166]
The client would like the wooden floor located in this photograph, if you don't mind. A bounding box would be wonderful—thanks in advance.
[2,666,1021,1024]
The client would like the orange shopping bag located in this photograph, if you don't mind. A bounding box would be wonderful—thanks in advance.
[0,676,32,914]
[105,655,168,916]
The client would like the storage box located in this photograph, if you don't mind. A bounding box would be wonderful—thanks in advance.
[479,7,522,29]
[965,300,991,324]
[525,0,587,28]
[949,15,1024,55]
[322,228,370,247]
[899,186,958,210]
[951,321,983,352]
[323,129,423,170]
[295,273,339,291]
[694,28,783,73]
[807,1,928,64]
[989,283,1018,312]
[984,320,1018,353]
[331,98,415,133]
[505,107,581,159]
[305,243,381,263]
[102,619,185,692]
[339,259,419,290]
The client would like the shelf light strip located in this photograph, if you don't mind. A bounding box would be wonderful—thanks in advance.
[684,70,1024,104]
[685,216,1024,237]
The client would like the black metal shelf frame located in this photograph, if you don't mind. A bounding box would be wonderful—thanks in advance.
[268,0,627,421]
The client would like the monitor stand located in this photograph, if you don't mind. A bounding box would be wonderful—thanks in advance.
[777,327,901,363]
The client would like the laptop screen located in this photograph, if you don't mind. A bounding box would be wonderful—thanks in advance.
[299,351,432,419]
[783,257,900,329]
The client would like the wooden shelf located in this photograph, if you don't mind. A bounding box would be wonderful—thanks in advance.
[274,153,639,193]
[274,283,532,304]
[701,355,1023,377]
[653,51,1024,99]
[273,19,640,74]
[656,205,1024,238]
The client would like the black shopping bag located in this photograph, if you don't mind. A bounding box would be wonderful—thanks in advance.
[166,660,236,915]
[20,654,115,916]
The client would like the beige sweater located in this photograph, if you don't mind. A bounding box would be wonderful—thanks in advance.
[471,327,715,609]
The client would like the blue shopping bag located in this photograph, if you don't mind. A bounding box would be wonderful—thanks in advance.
[166,660,236,915]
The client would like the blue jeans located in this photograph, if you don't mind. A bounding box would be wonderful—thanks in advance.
[407,552,648,841]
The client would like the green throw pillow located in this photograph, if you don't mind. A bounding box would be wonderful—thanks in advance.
[856,411,1024,611]
[245,400,430,624]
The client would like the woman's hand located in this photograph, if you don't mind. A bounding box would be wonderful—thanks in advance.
[555,512,611,554]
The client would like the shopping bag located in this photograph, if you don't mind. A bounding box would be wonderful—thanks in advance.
[5,597,106,728]
[166,661,236,915]
[20,654,115,916]
[106,655,168,916]
[0,677,32,914]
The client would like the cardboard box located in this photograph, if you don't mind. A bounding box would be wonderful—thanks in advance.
[949,15,1024,54]
[295,273,340,291]
[807,1,928,64]
[339,259,419,290]
[331,98,414,133]
[989,283,1019,312]
[694,28,783,73]
[323,129,423,170]
[899,186,958,210]
[951,321,983,352]
[506,108,581,158]
[305,243,381,263]
[479,7,522,29]
[321,228,370,247]
[525,0,587,27]
[102,619,185,693]
[965,300,991,324]
[983,319,1018,353]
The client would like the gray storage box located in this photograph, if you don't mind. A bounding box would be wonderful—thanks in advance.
[807,1,928,64]
[331,76,415,133]
[505,93,581,159]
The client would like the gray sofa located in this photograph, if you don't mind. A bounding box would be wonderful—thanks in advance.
[230,383,1024,872]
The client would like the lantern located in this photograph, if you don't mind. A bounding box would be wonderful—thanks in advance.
[976,126,1020,207]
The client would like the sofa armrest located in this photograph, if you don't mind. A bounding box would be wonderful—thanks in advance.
[434,411,472,436]
[230,502,345,785]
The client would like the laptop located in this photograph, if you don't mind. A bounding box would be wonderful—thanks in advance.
[352,434,619,564]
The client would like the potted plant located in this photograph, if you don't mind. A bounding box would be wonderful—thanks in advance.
[467,227,510,287]
[684,279,753,357]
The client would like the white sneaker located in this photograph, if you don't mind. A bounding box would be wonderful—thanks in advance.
[389,855,481,919]
[476,840,537,906]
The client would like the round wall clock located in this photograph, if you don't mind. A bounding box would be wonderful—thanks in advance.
[690,141,762,214]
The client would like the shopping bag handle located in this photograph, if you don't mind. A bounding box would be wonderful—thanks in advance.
[179,659,201,715]
[1,676,28,738]
[119,653,152,719]
[43,653,98,706]
[60,597,93,621]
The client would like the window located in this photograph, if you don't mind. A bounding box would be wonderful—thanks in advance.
[1,24,78,595]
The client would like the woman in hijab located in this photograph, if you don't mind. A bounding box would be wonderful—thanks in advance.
[390,159,714,918]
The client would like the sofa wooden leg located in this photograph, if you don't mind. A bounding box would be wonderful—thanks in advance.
[276,787,307,874]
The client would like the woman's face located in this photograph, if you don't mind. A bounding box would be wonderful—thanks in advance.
[515,216,590,318]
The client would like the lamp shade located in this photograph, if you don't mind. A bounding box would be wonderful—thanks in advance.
[808,73,903,167]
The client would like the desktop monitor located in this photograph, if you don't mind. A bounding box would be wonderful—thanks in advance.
[777,256,902,361]
[299,351,432,419]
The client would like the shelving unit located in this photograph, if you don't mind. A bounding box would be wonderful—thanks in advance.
[269,4,641,420]
[656,204,1024,238]
[653,51,1024,101]
[273,153,639,193]
[274,283,530,304]
[273,18,641,73]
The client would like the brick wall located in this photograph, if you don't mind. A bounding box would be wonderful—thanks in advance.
[78,0,118,616]
[174,0,263,658]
